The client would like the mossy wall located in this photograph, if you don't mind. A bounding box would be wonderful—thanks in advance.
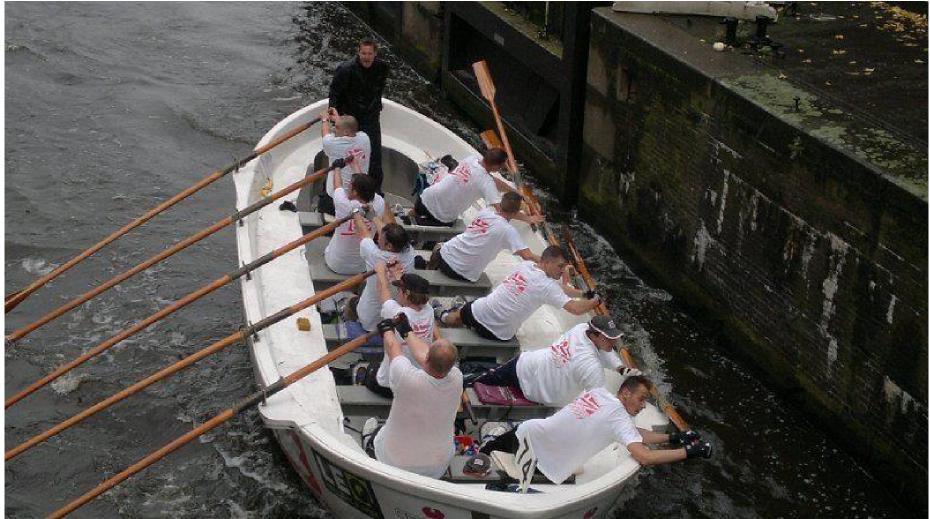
[581,8,927,509]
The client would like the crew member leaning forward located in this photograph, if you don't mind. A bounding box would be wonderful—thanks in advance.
[412,148,542,228]
[429,190,539,283]
[479,376,713,485]
[437,245,602,342]
[467,316,642,407]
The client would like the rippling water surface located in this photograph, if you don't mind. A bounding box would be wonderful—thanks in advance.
[5,3,909,518]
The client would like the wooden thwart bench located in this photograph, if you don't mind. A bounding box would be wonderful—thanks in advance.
[336,385,555,421]
[305,243,492,297]
[322,324,519,361]
[298,211,466,242]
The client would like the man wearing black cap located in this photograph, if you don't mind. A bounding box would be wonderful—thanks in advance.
[467,316,641,407]
[365,261,440,398]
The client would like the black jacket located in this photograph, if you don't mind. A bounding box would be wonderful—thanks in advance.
[328,56,389,122]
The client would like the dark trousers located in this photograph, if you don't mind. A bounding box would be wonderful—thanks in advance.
[364,361,393,399]
[414,195,455,227]
[434,247,470,282]
[358,117,383,194]
[461,301,511,342]
[473,355,521,388]
[480,426,520,455]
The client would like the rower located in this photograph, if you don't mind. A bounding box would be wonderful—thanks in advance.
[349,211,416,337]
[478,376,712,488]
[364,315,463,479]
[427,191,539,282]
[435,245,602,342]
[466,316,641,406]
[363,261,440,398]
[323,173,384,275]
[317,107,371,215]
[412,148,517,227]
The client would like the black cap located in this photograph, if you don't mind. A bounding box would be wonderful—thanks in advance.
[392,273,430,294]
[590,315,623,340]
[463,453,492,476]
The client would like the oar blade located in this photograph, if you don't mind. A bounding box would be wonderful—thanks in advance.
[480,129,503,149]
[472,60,496,101]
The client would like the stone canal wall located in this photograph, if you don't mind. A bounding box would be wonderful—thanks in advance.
[345,2,927,508]
[580,7,926,507]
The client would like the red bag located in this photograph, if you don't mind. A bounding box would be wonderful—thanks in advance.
[473,383,537,406]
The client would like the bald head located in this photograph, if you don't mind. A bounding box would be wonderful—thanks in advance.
[335,115,359,136]
[426,339,458,378]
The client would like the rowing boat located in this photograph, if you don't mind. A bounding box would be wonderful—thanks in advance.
[233,98,669,518]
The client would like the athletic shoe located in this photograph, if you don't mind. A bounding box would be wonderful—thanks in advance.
[431,299,447,322]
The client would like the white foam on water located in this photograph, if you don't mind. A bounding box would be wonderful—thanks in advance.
[216,446,292,493]
[50,371,91,395]
[21,257,57,275]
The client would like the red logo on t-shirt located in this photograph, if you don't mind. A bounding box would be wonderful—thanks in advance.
[502,272,527,295]
[451,163,472,184]
[467,217,490,234]
[569,391,601,419]
[549,339,572,366]
[346,147,367,165]
[340,217,373,236]
[412,321,432,339]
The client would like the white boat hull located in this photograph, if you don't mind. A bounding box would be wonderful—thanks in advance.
[234,99,669,518]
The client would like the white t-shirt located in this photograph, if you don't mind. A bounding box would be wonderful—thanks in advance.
[356,239,417,332]
[516,323,623,406]
[323,188,385,274]
[420,154,502,223]
[375,299,436,388]
[439,207,527,282]
[471,261,571,340]
[322,131,371,197]
[516,387,642,484]
[373,356,463,479]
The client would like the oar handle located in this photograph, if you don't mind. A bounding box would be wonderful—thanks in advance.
[5,212,352,409]
[49,326,381,519]
[5,116,322,314]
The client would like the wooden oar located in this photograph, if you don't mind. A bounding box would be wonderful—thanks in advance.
[5,212,355,409]
[6,270,374,462]
[560,225,610,316]
[47,324,387,519]
[6,165,335,344]
[5,117,321,313]
[473,57,690,431]
[473,61,519,184]
[560,225,690,431]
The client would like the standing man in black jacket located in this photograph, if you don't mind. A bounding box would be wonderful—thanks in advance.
[329,38,390,194]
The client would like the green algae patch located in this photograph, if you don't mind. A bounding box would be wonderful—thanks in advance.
[723,73,927,200]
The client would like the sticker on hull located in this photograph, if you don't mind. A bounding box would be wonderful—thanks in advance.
[311,449,384,519]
